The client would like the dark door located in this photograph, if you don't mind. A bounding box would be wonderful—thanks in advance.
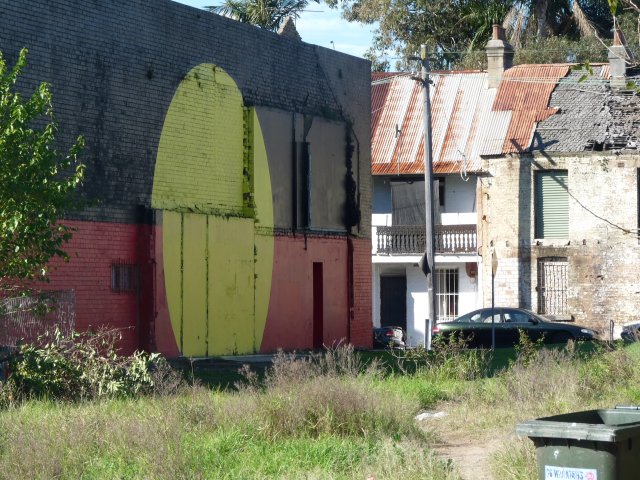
[313,262,324,349]
[380,276,407,330]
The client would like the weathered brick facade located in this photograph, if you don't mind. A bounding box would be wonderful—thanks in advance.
[482,152,640,335]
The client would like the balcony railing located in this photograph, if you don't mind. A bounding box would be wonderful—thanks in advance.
[375,224,477,255]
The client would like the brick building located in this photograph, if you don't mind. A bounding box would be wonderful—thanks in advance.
[0,0,372,355]
[372,26,640,340]
[481,31,640,337]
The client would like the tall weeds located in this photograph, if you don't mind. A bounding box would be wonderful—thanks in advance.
[0,345,434,479]
[229,346,421,440]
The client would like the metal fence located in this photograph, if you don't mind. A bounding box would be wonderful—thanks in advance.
[0,290,76,347]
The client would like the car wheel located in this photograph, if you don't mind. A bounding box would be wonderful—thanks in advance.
[551,332,572,344]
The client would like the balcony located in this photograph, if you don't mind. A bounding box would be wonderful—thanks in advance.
[375,224,477,255]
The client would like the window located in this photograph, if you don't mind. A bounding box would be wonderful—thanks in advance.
[111,263,139,294]
[503,310,533,324]
[435,268,458,322]
[535,170,568,238]
[537,257,568,316]
[390,177,443,225]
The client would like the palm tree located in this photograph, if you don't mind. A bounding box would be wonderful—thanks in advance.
[206,0,319,31]
[503,0,613,47]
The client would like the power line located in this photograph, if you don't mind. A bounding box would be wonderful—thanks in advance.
[371,70,634,87]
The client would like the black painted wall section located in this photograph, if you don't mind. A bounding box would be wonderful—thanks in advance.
[0,0,371,225]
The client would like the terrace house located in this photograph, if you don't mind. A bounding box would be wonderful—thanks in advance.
[371,26,640,344]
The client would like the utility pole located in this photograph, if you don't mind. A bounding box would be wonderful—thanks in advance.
[412,45,437,350]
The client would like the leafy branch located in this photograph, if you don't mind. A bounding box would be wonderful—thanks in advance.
[0,48,85,286]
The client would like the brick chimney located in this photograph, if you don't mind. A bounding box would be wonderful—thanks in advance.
[609,27,629,89]
[486,24,514,89]
[278,17,301,41]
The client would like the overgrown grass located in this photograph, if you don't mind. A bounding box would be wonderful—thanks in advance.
[0,346,454,479]
[1,340,639,479]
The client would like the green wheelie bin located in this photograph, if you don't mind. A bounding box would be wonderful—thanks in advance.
[516,406,640,480]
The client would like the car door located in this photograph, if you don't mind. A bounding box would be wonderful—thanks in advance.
[502,309,545,345]
[475,309,503,348]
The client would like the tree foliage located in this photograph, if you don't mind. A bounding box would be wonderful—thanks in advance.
[328,0,621,69]
[206,0,319,31]
[0,49,84,285]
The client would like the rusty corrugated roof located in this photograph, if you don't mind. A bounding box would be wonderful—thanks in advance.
[371,72,501,175]
[371,64,576,175]
[494,64,569,153]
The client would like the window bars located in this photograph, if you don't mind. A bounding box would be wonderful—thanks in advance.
[435,268,459,322]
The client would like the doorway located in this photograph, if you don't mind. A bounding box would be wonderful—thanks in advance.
[313,262,323,349]
[380,275,407,330]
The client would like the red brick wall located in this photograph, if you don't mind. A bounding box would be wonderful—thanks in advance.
[42,222,373,356]
[45,220,141,354]
[350,237,372,348]
[261,235,350,352]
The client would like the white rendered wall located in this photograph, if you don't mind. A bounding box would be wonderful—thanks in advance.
[406,265,429,346]
[405,260,481,347]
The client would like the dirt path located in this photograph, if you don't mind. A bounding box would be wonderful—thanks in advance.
[419,417,511,480]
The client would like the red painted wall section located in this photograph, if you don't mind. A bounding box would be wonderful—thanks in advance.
[44,220,140,354]
[42,222,371,356]
[349,237,373,348]
[151,225,180,357]
[261,236,349,352]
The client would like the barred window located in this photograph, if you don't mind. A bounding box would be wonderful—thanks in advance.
[111,263,139,294]
[537,257,568,316]
[435,268,459,322]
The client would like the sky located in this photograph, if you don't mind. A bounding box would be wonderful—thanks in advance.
[172,0,376,58]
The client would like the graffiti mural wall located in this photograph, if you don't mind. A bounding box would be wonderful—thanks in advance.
[1,0,372,356]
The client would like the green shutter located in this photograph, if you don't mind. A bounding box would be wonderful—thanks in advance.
[535,171,568,238]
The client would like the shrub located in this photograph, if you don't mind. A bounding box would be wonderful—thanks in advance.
[2,328,167,403]
[394,336,490,382]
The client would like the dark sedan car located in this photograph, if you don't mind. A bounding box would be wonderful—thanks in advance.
[432,308,597,348]
[621,323,640,342]
[373,326,406,349]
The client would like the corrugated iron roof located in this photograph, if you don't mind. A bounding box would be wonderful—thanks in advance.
[494,65,569,153]
[371,72,501,175]
[371,64,572,175]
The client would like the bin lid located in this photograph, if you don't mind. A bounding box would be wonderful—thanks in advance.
[516,408,640,443]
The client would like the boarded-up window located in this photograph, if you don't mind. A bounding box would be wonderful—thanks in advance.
[535,171,568,238]
[391,178,441,225]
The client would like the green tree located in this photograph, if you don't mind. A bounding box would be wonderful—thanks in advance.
[335,0,513,69]
[206,0,319,31]
[504,0,615,47]
[328,0,618,69]
[0,48,84,287]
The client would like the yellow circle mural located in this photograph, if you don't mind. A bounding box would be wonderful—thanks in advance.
[152,64,274,356]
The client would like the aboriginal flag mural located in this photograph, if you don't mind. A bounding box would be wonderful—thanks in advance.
[1,0,372,356]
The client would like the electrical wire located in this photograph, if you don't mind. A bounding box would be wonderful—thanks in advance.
[371,70,634,86]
